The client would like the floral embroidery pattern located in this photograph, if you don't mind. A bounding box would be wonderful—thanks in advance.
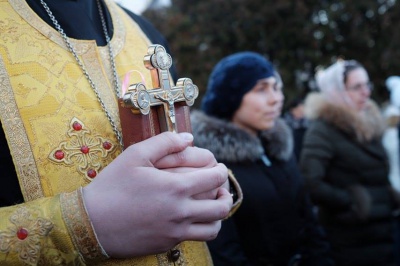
[49,117,116,181]
[0,207,53,265]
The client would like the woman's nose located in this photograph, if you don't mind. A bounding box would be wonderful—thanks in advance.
[268,90,281,103]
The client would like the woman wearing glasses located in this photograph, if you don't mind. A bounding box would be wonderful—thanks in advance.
[300,59,400,266]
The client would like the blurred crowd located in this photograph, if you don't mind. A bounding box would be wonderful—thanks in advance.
[194,54,400,266]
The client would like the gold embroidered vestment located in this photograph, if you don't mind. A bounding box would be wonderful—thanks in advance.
[0,0,213,264]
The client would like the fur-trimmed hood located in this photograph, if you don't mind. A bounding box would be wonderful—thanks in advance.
[304,93,386,142]
[191,110,293,163]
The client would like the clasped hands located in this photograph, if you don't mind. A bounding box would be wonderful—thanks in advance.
[82,132,232,258]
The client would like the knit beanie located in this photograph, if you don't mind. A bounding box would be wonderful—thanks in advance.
[201,51,275,120]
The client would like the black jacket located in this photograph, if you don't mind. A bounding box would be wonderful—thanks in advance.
[191,110,333,266]
[300,93,399,266]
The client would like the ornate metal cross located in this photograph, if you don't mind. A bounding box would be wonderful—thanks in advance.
[121,45,198,133]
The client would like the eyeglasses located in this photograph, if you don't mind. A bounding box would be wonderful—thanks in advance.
[346,81,374,92]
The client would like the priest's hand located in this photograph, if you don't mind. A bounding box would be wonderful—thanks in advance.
[153,143,231,200]
[82,132,232,258]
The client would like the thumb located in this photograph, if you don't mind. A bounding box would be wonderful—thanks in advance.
[126,131,193,164]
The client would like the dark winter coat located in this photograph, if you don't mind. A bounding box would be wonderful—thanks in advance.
[191,110,333,266]
[300,93,399,266]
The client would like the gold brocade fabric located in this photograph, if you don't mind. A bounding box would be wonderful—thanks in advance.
[0,196,85,265]
[0,0,213,264]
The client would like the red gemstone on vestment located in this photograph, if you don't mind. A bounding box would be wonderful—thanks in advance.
[87,169,97,178]
[81,146,90,154]
[16,228,28,240]
[72,121,82,131]
[103,141,112,150]
[54,150,65,160]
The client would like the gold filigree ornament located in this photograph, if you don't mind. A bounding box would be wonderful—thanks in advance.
[0,207,53,265]
[49,117,116,181]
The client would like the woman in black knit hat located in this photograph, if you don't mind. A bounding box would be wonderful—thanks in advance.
[191,52,333,266]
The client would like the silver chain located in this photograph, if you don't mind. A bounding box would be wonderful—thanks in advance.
[39,0,124,149]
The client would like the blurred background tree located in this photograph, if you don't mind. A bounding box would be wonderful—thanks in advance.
[143,0,400,108]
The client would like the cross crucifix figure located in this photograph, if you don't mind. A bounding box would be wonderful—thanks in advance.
[118,44,199,147]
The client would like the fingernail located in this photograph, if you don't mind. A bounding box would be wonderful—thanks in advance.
[179,132,193,142]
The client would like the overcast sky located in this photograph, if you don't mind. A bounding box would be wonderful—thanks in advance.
[114,0,171,14]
